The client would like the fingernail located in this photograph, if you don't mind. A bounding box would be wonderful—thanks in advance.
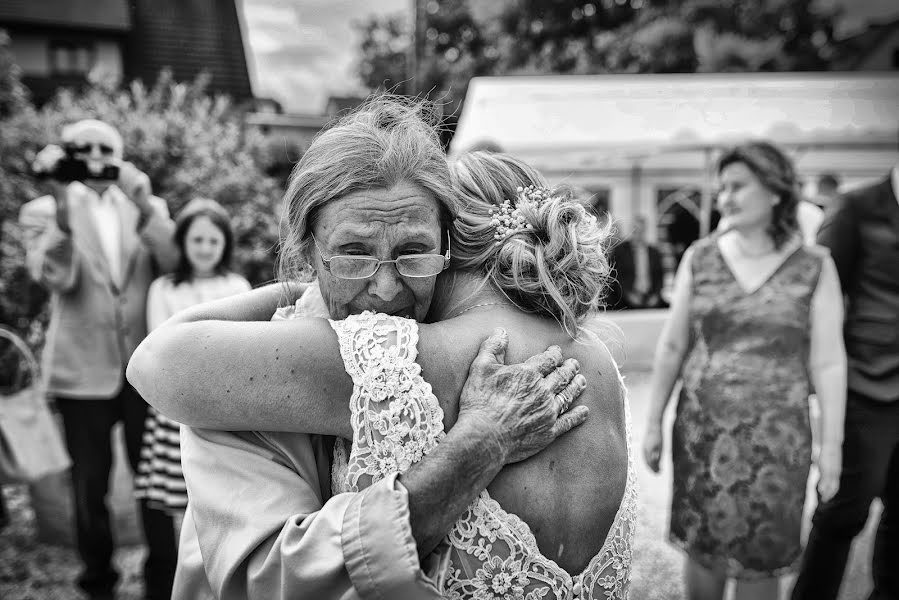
[575,374,586,387]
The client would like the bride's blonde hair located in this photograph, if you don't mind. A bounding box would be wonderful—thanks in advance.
[450,151,613,338]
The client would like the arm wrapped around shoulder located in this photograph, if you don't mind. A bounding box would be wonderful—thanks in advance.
[450,151,613,338]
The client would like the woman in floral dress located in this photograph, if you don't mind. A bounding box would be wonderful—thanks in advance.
[642,141,847,600]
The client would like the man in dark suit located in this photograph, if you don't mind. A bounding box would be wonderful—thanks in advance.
[610,215,665,309]
[792,160,899,600]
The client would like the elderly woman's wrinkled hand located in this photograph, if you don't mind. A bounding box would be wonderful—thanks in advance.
[458,328,589,464]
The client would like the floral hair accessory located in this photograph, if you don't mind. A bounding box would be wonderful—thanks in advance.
[488,185,552,246]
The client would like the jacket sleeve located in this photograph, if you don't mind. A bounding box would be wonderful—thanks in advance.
[179,426,442,600]
[815,193,858,292]
[18,196,80,293]
[139,195,179,274]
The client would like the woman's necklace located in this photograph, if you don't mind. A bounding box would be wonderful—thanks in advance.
[449,301,511,318]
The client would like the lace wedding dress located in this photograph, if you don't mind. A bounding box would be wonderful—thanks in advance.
[325,311,637,599]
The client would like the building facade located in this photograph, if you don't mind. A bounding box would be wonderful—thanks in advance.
[450,72,899,289]
[0,0,253,105]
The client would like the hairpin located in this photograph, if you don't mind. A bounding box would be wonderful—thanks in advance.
[488,185,552,246]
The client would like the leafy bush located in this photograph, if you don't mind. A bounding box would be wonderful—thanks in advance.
[0,54,295,366]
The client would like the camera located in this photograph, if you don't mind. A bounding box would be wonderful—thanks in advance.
[33,145,120,183]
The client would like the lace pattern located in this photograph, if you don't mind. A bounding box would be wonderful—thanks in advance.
[328,312,636,599]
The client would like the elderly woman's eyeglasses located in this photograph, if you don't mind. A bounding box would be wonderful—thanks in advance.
[311,235,450,280]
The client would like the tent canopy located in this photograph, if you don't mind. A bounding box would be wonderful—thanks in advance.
[450,72,899,162]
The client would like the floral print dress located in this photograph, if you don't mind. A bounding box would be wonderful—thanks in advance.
[670,237,825,578]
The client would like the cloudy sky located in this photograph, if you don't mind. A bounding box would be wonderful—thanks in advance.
[240,0,406,113]
[240,0,899,114]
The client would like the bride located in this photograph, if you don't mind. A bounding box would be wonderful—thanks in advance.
[131,146,635,596]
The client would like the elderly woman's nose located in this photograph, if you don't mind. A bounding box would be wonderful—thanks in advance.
[368,263,404,300]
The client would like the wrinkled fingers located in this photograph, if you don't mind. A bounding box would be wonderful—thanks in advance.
[544,358,580,395]
[522,345,563,376]
[550,405,590,438]
[553,373,586,416]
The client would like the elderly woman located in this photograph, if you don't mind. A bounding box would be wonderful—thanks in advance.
[642,141,847,600]
[128,99,594,599]
[129,130,635,596]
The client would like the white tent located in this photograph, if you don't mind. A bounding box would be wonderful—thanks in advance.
[451,72,899,239]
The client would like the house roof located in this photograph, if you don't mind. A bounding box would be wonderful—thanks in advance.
[123,0,253,100]
[833,18,899,70]
[0,0,130,31]
[450,72,899,166]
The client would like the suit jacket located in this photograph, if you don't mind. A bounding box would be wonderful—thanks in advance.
[19,183,179,398]
[817,176,899,402]
[610,240,665,308]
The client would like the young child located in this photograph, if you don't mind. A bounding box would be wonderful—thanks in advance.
[133,198,251,515]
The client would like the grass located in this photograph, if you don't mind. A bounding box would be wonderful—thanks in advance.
[0,371,878,599]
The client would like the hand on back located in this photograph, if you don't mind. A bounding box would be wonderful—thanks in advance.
[458,328,589,464]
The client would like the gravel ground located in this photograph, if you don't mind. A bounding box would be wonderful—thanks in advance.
[0,372,877,599]
[0,484,144,600]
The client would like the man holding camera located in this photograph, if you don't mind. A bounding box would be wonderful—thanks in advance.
[18,119,179,600]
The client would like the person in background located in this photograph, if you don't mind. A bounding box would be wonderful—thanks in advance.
[796,197,825,246]
[813,172,841,210]
[133,198,250,518]
[720,189,824,247]
[792,150,899,600]
[610,215,665,309]
[643,140,846,600]
[18,119,180,600]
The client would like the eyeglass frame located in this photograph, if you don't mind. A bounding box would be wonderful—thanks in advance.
[310,232,451,280]
[64,142,116,157]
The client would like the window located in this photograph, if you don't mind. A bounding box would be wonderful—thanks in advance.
[656,185,721,267]
[50,42,95,76]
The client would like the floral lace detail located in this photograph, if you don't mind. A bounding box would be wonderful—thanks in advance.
[329,312,445,492]
[328,313,636,599]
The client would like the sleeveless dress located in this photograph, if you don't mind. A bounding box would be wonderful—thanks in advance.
[324,312,637,600]
[670,238,825,578]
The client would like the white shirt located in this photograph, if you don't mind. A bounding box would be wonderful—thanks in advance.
[146,272,252,331]
[72,182,124,284]
[632,242,650,295]
[797,200,825,246]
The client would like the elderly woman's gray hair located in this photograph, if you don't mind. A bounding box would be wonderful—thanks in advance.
[278,96,458,282]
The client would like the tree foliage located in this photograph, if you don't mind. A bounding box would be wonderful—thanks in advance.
[355,0,501,133]
[353,0,841,138]
[1,67,291,357]
[0,29,28,119]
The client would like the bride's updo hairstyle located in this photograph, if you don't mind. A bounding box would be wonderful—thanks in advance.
[450,151,612,338]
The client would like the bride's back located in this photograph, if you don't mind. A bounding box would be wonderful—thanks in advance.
[416,150,631,584]
[418,311,628,575]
